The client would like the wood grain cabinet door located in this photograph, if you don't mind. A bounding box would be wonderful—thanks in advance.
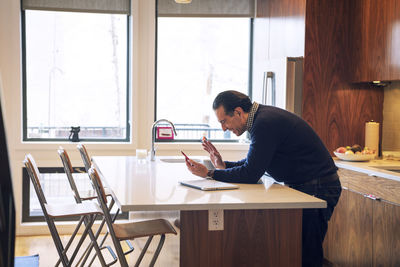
[324,189,374,266]
[373,200,400,266]
[256,0,306,59]
[351,0,400,82]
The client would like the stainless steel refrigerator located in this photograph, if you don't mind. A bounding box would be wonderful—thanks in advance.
[252,57,303,117]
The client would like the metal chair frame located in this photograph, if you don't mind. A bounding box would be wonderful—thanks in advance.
[76,144,91,172]
[58,146,133,266]
[23,154,107,267]
[88,166,177,267]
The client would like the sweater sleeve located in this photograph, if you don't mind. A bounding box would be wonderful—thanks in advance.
[213,123,281,184]
[224,159,246,168]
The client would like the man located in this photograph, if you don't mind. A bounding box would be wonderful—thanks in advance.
[185,90,341,267]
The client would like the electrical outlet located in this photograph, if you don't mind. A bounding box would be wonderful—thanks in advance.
[208,209,224,231]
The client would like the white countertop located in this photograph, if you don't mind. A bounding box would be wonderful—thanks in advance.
[92,156,326,212]
[334,157,400,182]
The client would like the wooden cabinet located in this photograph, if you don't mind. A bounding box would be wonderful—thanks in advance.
[255,0,306,59]
[324,168,400,266]
[324,189,373,266]
[302,0,384,155]
[350,0,400,82]
[373,200,400,266]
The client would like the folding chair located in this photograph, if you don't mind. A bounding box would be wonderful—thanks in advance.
[23,154,107,267]
[57,147,133,266]
[57,146,113,204]
[76,144,91,172]
[88,166,177,267]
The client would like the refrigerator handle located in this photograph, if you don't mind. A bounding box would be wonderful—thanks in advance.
[262,71,275,106]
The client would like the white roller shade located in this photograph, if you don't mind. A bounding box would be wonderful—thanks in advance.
[22,0,130,14]
[158,0,255,17]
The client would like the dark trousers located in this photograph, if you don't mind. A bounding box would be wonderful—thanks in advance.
[289,172,342,267]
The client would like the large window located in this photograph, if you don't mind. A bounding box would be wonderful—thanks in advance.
[156,17,251,141]
[22,10,130,141]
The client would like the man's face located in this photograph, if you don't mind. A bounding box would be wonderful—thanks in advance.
[215,106,247,136]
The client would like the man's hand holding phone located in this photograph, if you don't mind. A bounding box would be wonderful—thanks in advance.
[182,150,208,178]
[181,150,193,166]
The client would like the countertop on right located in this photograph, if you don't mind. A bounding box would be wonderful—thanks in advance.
[334,157,400,182]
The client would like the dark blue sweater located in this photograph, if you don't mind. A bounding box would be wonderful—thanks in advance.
[213,105,337,185]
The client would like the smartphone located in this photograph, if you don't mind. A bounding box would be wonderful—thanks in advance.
[181,150,194,166]
[181,150,190,161]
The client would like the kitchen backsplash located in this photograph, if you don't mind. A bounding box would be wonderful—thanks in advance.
[382,81,400,151]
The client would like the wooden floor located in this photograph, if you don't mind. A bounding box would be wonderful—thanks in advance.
[15,212,180,266]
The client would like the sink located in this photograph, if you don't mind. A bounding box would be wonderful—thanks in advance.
[160,158,201,163]
[370,166,400,173]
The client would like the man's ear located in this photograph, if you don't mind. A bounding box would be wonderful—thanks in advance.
[235,107,244,116]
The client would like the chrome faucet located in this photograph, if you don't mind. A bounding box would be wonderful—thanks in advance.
[151,119,177,161]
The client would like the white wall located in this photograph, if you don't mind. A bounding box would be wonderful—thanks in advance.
[0,0,248,235]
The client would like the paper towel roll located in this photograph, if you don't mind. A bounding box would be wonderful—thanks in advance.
[365,121,379,156]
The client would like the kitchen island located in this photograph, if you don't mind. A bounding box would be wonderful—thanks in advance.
[93,156,326,267]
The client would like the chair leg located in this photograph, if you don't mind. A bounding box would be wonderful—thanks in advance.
[134,236,153,267]
[149,234,165,267]
[111,236,129,267]
[68,215,101,266]
[86,199,130,267]
[84,200,120,267]
[55,217,85,266]
[48,220,70,267]
[98,200,119,248]
[52,215,99,267]
[78,214,108,267]
[85,214,108,267]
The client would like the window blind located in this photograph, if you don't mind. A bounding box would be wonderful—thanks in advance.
[157,0,255,17]
[22,0,130,15]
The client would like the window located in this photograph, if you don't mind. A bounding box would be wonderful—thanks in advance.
[156,0,254,142]
[22,9,130,141]
[156,17,252,141]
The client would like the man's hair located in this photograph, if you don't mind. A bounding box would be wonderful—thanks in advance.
[212,90,252,115]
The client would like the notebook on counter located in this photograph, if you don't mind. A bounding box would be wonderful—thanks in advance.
[180,179,239,191]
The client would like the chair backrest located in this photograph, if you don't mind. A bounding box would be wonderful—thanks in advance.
[88,166,129,266]
[23,154,50,216]
[77,144,91,172]
[88,166,108,207]
[57,147,82,203]
[24,154,94,267]
[24,154,47,203]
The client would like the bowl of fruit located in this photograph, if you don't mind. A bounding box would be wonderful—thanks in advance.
[334,144,376,161]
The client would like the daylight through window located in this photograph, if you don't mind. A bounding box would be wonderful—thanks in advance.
[156,17,251,141]
[23,10,129,141]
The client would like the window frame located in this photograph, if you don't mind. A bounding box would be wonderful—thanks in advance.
[154,16,254,143]
[21,10,132,143]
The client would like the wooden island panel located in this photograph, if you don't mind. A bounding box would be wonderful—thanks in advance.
[180,209,302,267]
